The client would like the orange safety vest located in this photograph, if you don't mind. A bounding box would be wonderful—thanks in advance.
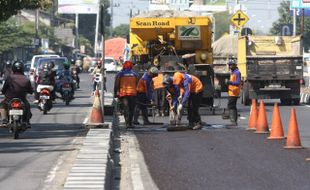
[190,75,203,93]
[117,71,138,97]
[228,70,241,97]
[152,73,164,89]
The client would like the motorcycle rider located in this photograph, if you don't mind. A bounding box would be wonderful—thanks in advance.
[114,61,138,128]
[173,71,203,130]
[133,66,159,125]
[70,59,81,88]
[92,59,106,94]
[0,61,33,126]
[36,62,57,101]
[58,61,75,97]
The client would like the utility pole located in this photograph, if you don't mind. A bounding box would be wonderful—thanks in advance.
[293,8,296,36]
[75,14,79,49]
[94,8,100,56]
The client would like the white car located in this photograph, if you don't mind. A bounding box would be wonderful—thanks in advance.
[29,54,60,87]
[104,57,117,72]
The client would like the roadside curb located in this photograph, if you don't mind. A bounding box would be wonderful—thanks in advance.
[63,125,113,190]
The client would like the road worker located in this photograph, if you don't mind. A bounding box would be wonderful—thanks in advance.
[173,71,203,130]
[133,67,159,125]
[226,57,241,126]
[152,66,166,116]
[114,61,138,128]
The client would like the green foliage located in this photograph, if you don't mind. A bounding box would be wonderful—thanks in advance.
[79,36,94,55]
[112,24,129,38]
[270,0,310,50]
[0,0,52,21]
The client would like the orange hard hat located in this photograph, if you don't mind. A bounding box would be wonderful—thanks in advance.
[123,60,133,70]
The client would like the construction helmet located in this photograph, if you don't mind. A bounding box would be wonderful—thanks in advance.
[123,60,133,70]
[148,66,159,76]
[228,56,237,65]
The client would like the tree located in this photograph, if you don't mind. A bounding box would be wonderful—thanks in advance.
[270,0,310,50]
[0,0,52,21]
[112,24,129,38]
[214,11,230,40]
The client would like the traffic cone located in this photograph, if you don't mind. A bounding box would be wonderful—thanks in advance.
[89,89,103,124]
[247,99,257,131]
[254,100,269,134]
[268,103,285,140]
[284,108,302,149]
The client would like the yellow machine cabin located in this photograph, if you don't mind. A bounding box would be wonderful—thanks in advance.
[129,16,215,106]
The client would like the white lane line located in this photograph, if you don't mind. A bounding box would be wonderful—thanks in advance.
[305,105,310,108]
[240,116,247,120]
[83,117,88,124]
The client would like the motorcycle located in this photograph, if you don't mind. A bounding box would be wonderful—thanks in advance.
[72,70,80,88]
[61,82,73,105]
[37,84,53,114]
[7,98,28,139]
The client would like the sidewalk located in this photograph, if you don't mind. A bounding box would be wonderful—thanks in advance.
[63,92,115,190]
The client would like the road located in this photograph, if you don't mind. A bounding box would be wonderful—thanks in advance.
[105,73,310,190]
[0,73,93,190]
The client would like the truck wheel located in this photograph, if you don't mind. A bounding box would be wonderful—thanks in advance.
[242,83,250,106]
[280,98,291,105]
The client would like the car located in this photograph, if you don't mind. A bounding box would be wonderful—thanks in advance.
[29,54,60,87]
[36,57,68,76]
[24,62,31,78]
[104,57,117,72]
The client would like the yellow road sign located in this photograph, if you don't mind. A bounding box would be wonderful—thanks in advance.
[230,10,249,28]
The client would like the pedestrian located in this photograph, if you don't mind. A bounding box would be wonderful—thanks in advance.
[152,67,166,116]
[91,59,103,94]
[226,57,241,126]
[163,74,180,125]
[114,61,138,128]
[173,71,203,130]
[133,67,159,125]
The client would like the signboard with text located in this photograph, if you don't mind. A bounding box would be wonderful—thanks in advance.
[290,0,310,8]
[58,0,99,14]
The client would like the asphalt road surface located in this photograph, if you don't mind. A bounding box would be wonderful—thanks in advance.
[0,73,93,190]
[106,72,310,190]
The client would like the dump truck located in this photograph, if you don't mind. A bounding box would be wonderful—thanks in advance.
[129,11,215,106]
[238,35,303,105]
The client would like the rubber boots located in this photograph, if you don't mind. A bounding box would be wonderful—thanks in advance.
[229,109,238,126]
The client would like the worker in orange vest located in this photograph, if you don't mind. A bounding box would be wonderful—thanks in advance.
[173,71,203,129]
[133,67,159,125]
[152,67,166,116]
[226,57,241,126]
[114,61,139,128]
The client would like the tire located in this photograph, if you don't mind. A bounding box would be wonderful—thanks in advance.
[280,98,291,105]
[292,98,300,105]
[43,104,47,115]
[242,82,250,106]
[13,124,19,139]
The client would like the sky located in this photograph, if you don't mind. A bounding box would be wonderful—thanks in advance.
[110,0,284,34]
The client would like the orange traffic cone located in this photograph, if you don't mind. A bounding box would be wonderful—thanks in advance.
[89,89,103,124]
[268,103,285,140]
[284,108,302,149]
[254,100,269,134]
[247,99,257,131]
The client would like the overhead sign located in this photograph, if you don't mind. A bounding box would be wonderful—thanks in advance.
[290,0,310,8]
[58,0,99,14]
[290,8,310,16]
[178,26,201,40]
[230,10,249,28]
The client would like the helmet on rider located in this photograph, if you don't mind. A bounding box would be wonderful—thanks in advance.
[48,61,55,70]
[96,59,102,68]
[64,61,70,70]
[123,61,133,70]
[12,61,24,73]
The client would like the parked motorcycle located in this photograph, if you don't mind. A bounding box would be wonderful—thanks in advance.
[37,84,53,114]
[7,98,28,139]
